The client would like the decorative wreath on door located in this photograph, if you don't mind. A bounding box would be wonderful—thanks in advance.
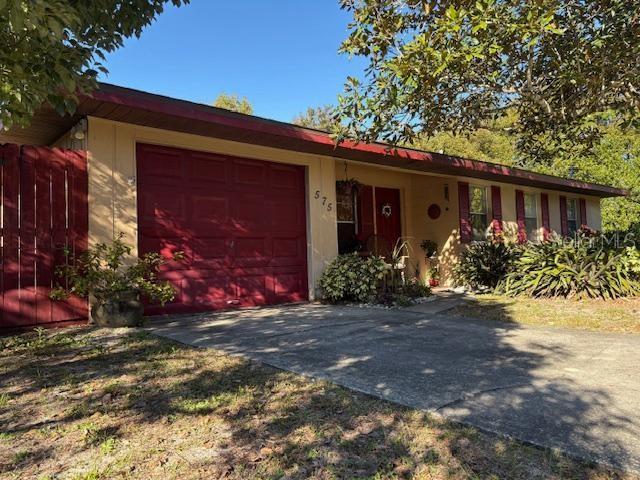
[381,203,392,218]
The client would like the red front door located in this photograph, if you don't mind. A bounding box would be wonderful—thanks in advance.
[137,143,308,315]
[375,187,402,249]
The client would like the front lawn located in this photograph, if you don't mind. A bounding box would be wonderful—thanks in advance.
[450,295,640,334]
[0,328,635,479]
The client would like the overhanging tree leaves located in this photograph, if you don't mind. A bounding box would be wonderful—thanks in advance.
[0,0,189,130]
[337,0,640,157]
[212,93,254,115]
[293,105,338,131]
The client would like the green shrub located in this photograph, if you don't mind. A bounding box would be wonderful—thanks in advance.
[51,233,184,306]
[400,278,431,298]
[499,239,640,299]
[626,246,640,278]
[320,253,387,303]
[453,241,520,290]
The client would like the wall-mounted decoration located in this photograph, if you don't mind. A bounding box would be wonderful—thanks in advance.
[381,203,392,218]
[427,203,441,220]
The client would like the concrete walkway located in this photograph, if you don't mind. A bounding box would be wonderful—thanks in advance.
[146,303,640,473]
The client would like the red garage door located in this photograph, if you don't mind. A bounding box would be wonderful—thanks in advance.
[137,143,308,314]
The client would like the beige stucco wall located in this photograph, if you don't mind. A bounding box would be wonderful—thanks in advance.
[86,116,338,299]
[336,160,602,286]
[86,116,603,295]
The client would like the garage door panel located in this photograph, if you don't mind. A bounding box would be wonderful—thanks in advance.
[137,143,308,314]
[273,272,304,298]
[234,160,267,186]
[189,195,229,225]
[269,165,304,191]
[233,275,268,305]
[232,194,268,226]
[187,153,229,185]
[138,147,185,179]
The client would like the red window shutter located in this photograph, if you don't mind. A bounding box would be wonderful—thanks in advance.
[579,198,587,227]
[458,182,472,243]
[540,193,551,241]
[559,195,568,236]
[515,190,527,243]
[491,185,503,233]
[357,185,375,244]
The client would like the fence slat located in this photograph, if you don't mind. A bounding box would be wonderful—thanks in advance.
[19,146,37,325]
[0,143,88,329]
[34,147,54,324]
[64,150,89,320]
[1,144,20,326]
[51,147,72,322]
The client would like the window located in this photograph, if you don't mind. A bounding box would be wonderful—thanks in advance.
[336,186,359,254]
[469,185,488,241]
[566,198,579,234]
[336,189,356,224]
[524,193,538,240]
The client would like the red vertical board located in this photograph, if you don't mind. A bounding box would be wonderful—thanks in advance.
[579,198,588,227]
[541,193,551,241]
[19,146,37,324]
[1,144,88,330]
[1,144,20,326]
[50,148,71,322]
[559,196,568,236]
[357,185,375,245]
[490,185,503,233]
[32,147,54,323]
[515,189,527,244]
[66,150,89,320]
[458,182,472,243]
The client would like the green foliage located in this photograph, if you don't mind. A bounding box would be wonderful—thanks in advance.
[212,93,254,114]
[419,239,438,259]
[0,0,189,130]
[337,0,639,157]
[320,253,386,303]
[499,237,640,299]
[292,105,337,132]
[627,247,640,277]
[527,116,640,234]
[416,112,519,166]
[400,278,431,299]
[454,240,521,290]
[51,234,183,306]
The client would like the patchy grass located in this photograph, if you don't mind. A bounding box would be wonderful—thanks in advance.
[450,294,640,334]
[0,327,635,479]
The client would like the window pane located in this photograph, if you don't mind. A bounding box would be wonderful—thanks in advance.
[524,194,537,218]
[470,186,487,214]
[525,218,538,240]
[336,191,354,222]
[568,220,578,235]
[567,199,577,221]
[471,213,488,241]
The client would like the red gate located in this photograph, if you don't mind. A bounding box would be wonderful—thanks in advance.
[1,143,88,329]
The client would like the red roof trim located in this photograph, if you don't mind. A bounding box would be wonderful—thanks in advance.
[89,83,627,198]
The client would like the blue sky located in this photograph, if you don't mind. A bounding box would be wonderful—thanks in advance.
[100,0,365,122]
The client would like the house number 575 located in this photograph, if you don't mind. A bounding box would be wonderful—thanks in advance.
[314,190,332,212]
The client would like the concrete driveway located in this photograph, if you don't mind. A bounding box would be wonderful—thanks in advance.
[147,303,640,473]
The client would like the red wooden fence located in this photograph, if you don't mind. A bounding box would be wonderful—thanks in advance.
[1,143,88,329]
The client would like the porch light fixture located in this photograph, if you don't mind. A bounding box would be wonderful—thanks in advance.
[71,118,87,140]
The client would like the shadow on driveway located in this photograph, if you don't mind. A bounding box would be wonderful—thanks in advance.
[147,302,640,473]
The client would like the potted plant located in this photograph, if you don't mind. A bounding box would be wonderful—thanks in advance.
[336,178,361,195]
[428,265,440,287]
[419,239,438,260]
[51,234,183,327]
